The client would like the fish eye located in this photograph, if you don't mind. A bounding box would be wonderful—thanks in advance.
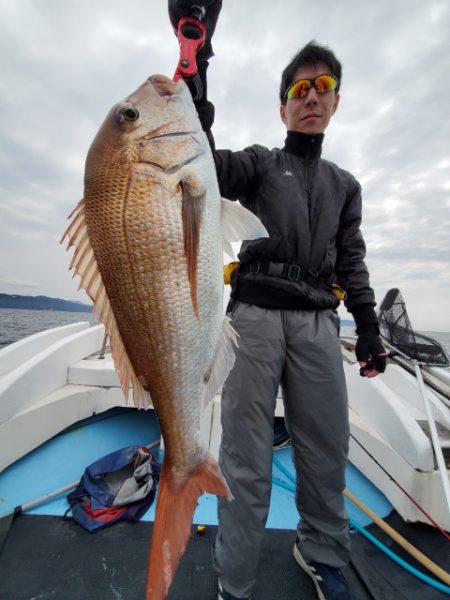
[117,106,139,122]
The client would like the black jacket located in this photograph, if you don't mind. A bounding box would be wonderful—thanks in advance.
[213,130,376,321]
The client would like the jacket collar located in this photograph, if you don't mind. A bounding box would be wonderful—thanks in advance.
[283,130,324,159]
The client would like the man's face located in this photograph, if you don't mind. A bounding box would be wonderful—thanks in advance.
[280,62,340,134]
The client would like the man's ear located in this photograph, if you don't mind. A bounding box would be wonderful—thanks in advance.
[332,93,340,115]
[280,104,287,125]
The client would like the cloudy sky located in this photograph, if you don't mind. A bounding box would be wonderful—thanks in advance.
[1,0,449,330]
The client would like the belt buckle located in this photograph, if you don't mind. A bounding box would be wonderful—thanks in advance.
[267,262,284,277]
[287,264,301,281]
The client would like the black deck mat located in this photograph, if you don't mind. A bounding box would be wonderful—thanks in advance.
[347,512,450,599]
[0,513,448,599]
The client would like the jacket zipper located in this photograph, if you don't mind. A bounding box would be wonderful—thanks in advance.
[305,136,317,227]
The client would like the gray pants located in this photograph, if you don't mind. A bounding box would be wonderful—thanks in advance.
[213,302,351,598]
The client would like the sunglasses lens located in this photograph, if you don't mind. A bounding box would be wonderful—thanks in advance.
[315,74,337,93]
[286,79,311,100]
[285,74,338,100]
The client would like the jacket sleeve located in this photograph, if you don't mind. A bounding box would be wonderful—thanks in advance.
[213,146,267,202]
[195,111,263,201]
[197,112,267,205]
[197,104,263,200]
[193,63,261,202]
[335,178,377,313]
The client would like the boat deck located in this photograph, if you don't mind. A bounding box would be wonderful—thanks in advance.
[0,408,391,529]
[1,513,449,599]
[0,409,449,599]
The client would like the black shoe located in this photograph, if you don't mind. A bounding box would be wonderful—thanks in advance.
[218,581,250,600]
[293,541,353,600]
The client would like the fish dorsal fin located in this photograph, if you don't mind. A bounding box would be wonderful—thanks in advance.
[202,316,239,410]
[221,198,269,259]
[61,200,151,409]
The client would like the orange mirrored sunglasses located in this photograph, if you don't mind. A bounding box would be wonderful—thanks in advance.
[285,74,338,100]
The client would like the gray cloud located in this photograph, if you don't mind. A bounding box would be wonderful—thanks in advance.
[0,0,449,330]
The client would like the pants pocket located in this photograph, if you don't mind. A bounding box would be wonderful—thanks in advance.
[327,309,341,336]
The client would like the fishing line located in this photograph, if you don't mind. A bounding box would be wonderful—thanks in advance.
[350,433,450,542]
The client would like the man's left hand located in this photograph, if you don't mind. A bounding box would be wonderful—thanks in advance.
[355,325,387,378]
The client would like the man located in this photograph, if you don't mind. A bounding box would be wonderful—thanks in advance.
[169,3,386,599]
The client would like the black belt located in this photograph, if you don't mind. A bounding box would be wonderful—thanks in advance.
[239,261,331,291]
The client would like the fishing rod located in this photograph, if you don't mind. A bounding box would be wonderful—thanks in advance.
[350,432,450,542]
[385,347,450,405]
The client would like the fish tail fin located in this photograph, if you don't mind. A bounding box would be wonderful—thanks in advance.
[146,453,231,600]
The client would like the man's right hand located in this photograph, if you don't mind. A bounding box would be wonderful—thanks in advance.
[168,0,222,61]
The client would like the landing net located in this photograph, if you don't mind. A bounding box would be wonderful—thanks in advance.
[378,288,449,366]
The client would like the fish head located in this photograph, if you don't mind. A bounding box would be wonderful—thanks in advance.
[86,75,200,165]
[116,74,197,139]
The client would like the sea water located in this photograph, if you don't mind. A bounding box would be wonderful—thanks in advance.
[0,307,449,360]
[0,308,99,350]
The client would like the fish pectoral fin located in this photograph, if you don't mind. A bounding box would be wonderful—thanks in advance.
[202,316,239,410]
[146,454,231,599]
[181,175,206,319]
[222,238,236,261]
[221,198,269,259]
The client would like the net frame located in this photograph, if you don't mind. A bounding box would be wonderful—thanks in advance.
[378,288,449,367]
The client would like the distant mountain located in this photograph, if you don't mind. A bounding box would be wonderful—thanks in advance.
[0,293,356,322]
[0,293,92,313]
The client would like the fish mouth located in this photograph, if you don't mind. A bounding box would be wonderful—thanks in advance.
[147,74,174,85]
[146,74,180,98]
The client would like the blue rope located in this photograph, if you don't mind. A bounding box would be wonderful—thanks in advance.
[273,456,296,484]
[349,518,450,595]
[272,456,450,596]
[272,476,296,493]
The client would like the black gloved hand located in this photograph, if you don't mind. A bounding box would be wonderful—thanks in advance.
[168,0,222,61]
[355,324,387,376]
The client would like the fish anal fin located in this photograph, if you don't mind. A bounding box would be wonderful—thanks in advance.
[221,198,268,259]
[202,316,238,410]
[146,453,231,600]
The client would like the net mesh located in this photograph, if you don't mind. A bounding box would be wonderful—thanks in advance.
[378,288,449,366]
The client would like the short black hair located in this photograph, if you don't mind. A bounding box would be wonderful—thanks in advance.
[279,41,342,104]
